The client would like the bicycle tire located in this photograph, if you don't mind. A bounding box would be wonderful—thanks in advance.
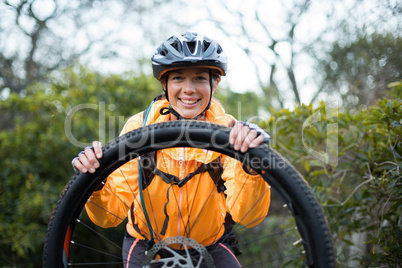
[43,120,335,267]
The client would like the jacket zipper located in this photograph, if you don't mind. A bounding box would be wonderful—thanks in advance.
[177,148,185,237]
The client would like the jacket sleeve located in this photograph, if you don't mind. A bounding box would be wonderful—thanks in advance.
[221,155,270,228]
[85,113,144,228]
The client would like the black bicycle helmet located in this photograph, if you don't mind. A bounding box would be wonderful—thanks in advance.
[152,32,228,80]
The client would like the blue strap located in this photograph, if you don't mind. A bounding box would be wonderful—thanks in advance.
[138,100,155,242]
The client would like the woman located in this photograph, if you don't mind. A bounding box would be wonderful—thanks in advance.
[73,32,271,267]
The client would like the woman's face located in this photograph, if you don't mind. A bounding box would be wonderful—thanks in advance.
[164,68,219,119]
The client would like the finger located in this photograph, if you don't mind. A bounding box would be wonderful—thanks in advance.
[249,134,265,148]
[74,157,88,173]
[228,117,237,128]
[92,141,103,159]
[229,121,242,144]
[233,124,249,151]
[84,147,99,171]
[79,152,96,173]
[240,129,259,152]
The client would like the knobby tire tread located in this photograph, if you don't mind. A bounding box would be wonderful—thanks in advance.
[43,121,335,267]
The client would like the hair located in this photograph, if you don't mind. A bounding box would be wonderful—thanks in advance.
[159,68,221,83]
[211,69,222,81]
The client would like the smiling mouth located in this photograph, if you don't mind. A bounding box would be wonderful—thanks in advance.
[180,99,199,105]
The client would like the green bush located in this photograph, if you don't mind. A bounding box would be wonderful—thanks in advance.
[0,66,161,267]
[263,81,401,267]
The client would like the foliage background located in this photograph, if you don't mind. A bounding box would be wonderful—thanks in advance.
[262,82,401,267]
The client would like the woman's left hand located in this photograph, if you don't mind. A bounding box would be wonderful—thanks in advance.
[228,119,269,153]
[228,119,270,175]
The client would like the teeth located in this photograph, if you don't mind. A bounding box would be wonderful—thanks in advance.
[181,99,197,104]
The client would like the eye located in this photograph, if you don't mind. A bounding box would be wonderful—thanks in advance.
[171,75,183,81]
[196,75,208,81]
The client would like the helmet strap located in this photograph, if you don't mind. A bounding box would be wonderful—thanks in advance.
[165,78,169,102]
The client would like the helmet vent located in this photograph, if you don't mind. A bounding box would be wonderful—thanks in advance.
[203,41,211,52]
[186,41,196,54]
[160,49,168,56]
[171,40,182,53]
[217,45,222,54]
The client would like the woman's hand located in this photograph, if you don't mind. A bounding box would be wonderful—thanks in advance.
[229,119,270,175]
[228,119,269,153]
[72,141,103,173]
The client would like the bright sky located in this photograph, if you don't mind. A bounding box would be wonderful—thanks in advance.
[84,0,334,106]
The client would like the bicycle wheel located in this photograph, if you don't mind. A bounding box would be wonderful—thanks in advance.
[43,120,335,267]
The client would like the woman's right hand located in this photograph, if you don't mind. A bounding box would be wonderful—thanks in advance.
[72,141,103,173]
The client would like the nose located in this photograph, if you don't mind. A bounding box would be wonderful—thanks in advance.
[182,79,196,94]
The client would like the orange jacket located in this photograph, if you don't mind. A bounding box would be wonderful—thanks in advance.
[85,98,270,246]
